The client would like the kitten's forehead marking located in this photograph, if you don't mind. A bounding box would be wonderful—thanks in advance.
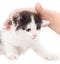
[27,15,36,33]
[31,15,36,30]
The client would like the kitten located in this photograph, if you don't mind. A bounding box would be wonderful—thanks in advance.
[0,11,58,60]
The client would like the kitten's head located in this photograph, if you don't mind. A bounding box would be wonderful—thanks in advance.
[9,11,48,39]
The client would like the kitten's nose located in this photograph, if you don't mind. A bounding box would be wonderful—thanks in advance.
[32,34,37,39]
[33,34,37,37]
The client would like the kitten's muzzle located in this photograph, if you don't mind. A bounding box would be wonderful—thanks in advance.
[32,34,37,39]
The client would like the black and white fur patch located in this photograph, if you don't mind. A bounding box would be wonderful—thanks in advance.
[10,11,42,31]
[0,11,57,60]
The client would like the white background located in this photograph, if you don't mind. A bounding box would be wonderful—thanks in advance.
[0,0,60,64]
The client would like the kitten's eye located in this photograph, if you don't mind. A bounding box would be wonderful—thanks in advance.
[22,28,25,30]
[37,26,40,30]
[8,21,12,25]
[26,28,31,32]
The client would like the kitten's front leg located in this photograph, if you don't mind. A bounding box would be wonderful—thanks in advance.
[4,43,19,60]
[32,42,59,60]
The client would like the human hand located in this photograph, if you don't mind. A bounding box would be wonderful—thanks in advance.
[35,3,60,35]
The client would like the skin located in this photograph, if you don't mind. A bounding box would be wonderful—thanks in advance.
[35,3,60,35]
[4,3,60,35]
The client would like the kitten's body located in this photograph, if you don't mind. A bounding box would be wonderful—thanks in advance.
[0,11,58,60]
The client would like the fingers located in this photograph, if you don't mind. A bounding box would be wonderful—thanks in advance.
[4,18,10,30]
[35,3,50,20]
[35,3,43,15]
[4,19,10,26]
[35,3,46,20]
[8,8,36,19]
[35,3,50,26]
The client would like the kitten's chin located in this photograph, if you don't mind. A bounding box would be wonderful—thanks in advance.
[32,35,37,39]
[32,36,37,39]
[32,37,35,39]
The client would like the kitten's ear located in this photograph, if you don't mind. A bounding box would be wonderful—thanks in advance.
[12,12,20,21]
[41,21,50,27]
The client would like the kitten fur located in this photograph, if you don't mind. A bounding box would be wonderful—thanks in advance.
[0,11,58,60]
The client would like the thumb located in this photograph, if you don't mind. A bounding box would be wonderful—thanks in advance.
[35,3,44,16]
[35,3,50,26]
[35,3,49,20]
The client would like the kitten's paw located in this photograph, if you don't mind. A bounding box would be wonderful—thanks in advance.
[7,54,18,60]
[44,54,59,60]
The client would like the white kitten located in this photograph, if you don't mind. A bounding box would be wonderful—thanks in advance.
[0,11,58,60]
